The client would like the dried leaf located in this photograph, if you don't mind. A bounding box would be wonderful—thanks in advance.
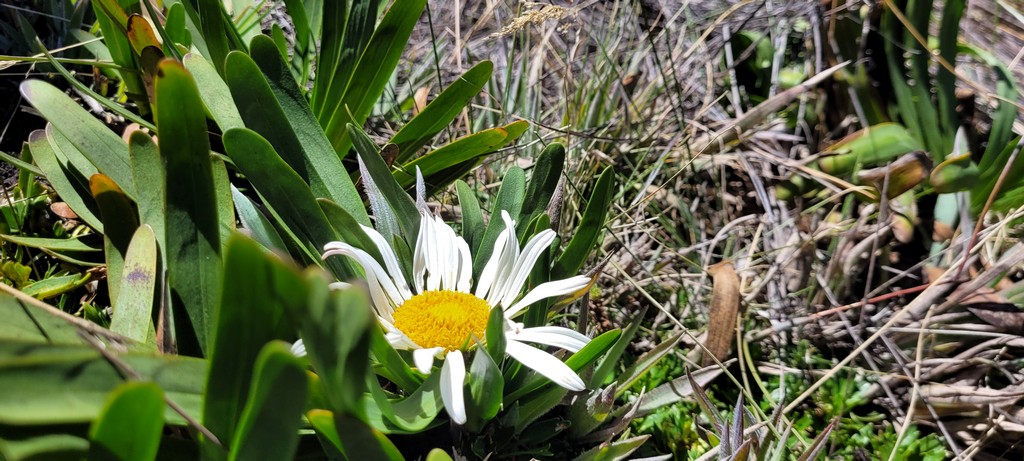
[856,151,932,199]
[703,261,740,366]
[49,202,79,220]
[966,303,1024,330]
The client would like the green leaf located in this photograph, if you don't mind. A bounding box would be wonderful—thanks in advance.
[155,60,222,357]
[90,174,139,304]
[226,44,366,222]
[553,167,614,278]
[520,143,565,226]
[571,435,649,461]
[349,126,420,241]
[90,0,149,112]
[472,167,526,279]
[456,180,485,253]
[291,277,374,416]
[395,124,517,188]
[20,80,136,197]
[231,186,287,252]
[27,129,103,231]
[0,234,102,253]
[307,410,405,461]
[183,53,244,131]
[21,273,91,301]
[164,3,192,50]
[364,372,443,434]
[204,235,305,460]
[0,341,205,426]
[128,132,166,254]
[484,305,506,363]
[228,342,308,461]
[425,449,454,461]
[0,431,90,461]
[110,225,158,345]
[221,128,349,275]
[466,345,503,430]
[367,322,420,393]
[390,61,493,162]
[591,307,647,387]
[87,382,165,461]
[505,330,620,403]
[816,124,924,175]
[318,198,386,266]
[635,365,727,416]
[320,0,428,155]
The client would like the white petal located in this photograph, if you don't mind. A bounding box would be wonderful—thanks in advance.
[328,281,352,290]
[481,212,521,306]
[498,229,556,309]
[455,236,473,293]
[424,213,442,291]
[359,224,413,300]
[474,225,510,300]
[507,326,590,353]
[415,166,428,212]
[323,242,405,319]
[505,340,585,391]
[290,339,307,357]
[437,216,460,290]
[440,351,467,424]
[413,212,429,293]
[413,347,443,373]
[504,275,591,318]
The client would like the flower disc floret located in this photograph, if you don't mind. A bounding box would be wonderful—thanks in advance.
[392,290,490,352]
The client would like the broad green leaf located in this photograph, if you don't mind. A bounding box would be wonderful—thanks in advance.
[164,3,192,50]
[466,345,503,430]
[87,382,165,461]
[318,198,386,267]
[212,158,235,250]
[0,341,205,426]
[20,80,136,197]
[553,167,614,279]
[128,132,166,251]
[456,180,485,253]
[312,0,379,122]
[307,410,405,461]
[221,128,350,276]
[415,121,530,196]
[349,126,420,240]
[27,129,103,230]
[520,143,565,227]
[291,279,373,416]
[425,449,454,461]
[514,385,566,434]
[183,53,244,131]
[364,372,443,434]
[367,321,420,393]
[155,60,221,357]
[228,342,308,461]
[195,0,242,73]
[321,0,428,155]
[244,37,367,222]
[90,174,139,303]
[0,293,92,345]
[110,225,158,345]
[231,186,287,252]
[390,61,494,162]
[204,236,304,461]
[472,167,525,279]
[484,305,507,363]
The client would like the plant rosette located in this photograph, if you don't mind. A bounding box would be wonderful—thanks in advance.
[315,198,592,424]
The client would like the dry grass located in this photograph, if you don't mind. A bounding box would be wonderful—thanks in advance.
[392,0,1024,457]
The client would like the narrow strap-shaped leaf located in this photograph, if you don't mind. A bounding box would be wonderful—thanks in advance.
[321,0,428,155]
[204,235,306,461]
[246,37,368,223]
[472,167,526,279]
[231,186,287,252]
[552,167,615,279]
[87,382,165,461]
[519,143,565,226]
[27,129,103,231]
[183,53,244,131]
[110,225,158,345]
[349,126,420,240]
[228,342,308,461]
[221,128,353,277]
[90,174,139,303]
[394,127,510,187]
[390,61,494,162]
[307,410,405,461]
[20,80,136,197]
[129,131,166,255]
[155,60,221,357]
[456,180,485,257]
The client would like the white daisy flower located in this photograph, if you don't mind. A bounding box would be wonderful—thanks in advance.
[322,209,592,425]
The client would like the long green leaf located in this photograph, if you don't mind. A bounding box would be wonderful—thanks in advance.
[90,174,139,304]
[110,225,158,345]
[183,52,244,131]
[87,382,165,461]
[155,60,221,357]
[349,126,420,240]
[390,61,493,162]
[27,129,103,231]
[128,132,166,253]
[553,167,614,279]
[472,167,525,279]
[228,342,308,461]
[203,235,304,460]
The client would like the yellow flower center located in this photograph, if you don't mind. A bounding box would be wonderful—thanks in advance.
[392,290,491,351]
